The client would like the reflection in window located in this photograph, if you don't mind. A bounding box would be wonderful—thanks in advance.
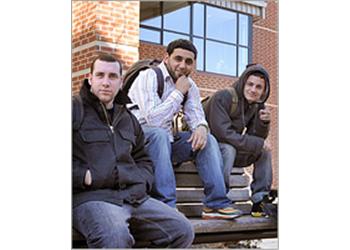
[239,14,249,46]
[207,6,237,43]
[206,40,236,76]
[193,37,204,71]
[193,3,204,37]
[164,5,190,33]
[163,32,189,46]
[140,28,161,44]
[238,47,248,76]
[141,16,161,28]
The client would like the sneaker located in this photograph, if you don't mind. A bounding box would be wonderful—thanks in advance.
[202,206,242,220]
[251,201,268,217]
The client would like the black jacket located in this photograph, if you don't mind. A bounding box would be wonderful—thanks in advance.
[73,79,154,208]
[204,64,271,167]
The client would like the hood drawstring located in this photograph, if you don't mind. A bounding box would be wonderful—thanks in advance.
[241,99,246,134]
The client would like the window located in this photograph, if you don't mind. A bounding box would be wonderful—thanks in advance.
[206,6,237,43]
[140,2,252,77]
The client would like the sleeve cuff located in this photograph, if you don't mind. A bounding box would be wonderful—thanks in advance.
[196,123,210,134]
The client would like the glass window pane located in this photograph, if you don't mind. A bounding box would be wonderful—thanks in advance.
[206,40,236,76]
[140,28,160,44]
[206,6,237,43]
[238,47,248,76]
[193,3,204,37]
[163,32,190,46]
[164,4,190,33]
[239,14,249,46]
[141,16,161,28]
[193,38,204,71]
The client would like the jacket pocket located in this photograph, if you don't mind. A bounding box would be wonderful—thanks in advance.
[79,129,110,143]
[118,129,136,146]
[78,129,114,189]
[117,129,136,162]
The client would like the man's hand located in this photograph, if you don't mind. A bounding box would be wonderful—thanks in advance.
[259,107,271,122]
[175,75,191,95]
[263,141,271,152]
[187,126,208,151]
[84,169,92,186]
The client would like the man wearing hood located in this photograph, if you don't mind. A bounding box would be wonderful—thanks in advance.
[203,64,273,217]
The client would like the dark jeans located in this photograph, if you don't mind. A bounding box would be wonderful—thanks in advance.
[73,198,194,248]
[219,143,273,203]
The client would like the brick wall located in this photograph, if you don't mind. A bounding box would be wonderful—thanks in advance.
[72,1,139,94]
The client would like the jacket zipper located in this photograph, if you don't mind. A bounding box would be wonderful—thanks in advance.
[100,102,114,133]
[100,102,119,186]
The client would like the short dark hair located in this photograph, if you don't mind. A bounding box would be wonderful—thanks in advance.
[251,71,265,80]
[90,53,122,75]
[166,39,197,59]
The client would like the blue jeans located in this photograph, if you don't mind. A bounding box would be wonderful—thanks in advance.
[73,198,194,248]
[219,143,273,203]
[142,126,232,209]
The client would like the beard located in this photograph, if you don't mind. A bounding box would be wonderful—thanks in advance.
[164,63,178,81]
[165,63,190,82]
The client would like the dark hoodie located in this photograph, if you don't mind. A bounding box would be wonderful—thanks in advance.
[72,79,154,208]
[204,64,270,167]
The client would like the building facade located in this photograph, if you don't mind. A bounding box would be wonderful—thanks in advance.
[72,0,278,189]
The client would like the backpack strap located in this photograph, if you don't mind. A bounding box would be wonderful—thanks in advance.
[182,93,188,106]
[152,67,164,99]
[226,87,239,116]
[72,95,84,130]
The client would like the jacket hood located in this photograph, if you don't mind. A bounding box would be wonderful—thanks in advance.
[80,78,132,105]
[232,64,270,104]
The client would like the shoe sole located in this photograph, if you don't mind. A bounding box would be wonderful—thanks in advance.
[202,213,241,220]
[251,212,268,218]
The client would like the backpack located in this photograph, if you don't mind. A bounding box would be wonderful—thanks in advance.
[225,87,239,117]
[122,59,164,99]
[72,95,84,130]
[123,58,187,110]
[179,87,238,131]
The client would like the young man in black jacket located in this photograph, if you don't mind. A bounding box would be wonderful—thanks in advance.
[72,53,194,248]
[204,64,273,217]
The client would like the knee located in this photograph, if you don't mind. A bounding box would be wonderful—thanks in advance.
[86,225,134,248]
[219,143,236,171]
[205,134,220,149]
[260,149,272,161]
[172,217,194,247]
[220,143,237,158]
[180,222,195,247]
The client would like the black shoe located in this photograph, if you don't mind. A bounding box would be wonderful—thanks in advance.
[251,201,268,217]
